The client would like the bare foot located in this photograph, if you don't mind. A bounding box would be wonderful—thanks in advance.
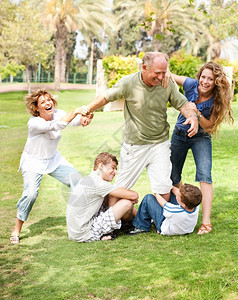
[101,235,113,241]
[100,232,116,241]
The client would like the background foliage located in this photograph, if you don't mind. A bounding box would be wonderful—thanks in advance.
[169,50,202,79]
[102,50,238,100]
[102,55,140,88]
[1,0,238,90]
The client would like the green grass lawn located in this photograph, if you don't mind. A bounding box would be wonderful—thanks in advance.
[0,90,237,300]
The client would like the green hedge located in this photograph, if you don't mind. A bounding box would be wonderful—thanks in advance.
[102,51,237,101]
[102,55,139,88]
[169,50,202,79]
[102,51,202,89]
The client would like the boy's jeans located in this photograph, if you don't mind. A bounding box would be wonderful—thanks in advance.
[133,193,178,232]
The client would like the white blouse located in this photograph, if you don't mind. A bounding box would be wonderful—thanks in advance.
[19,109,81,174]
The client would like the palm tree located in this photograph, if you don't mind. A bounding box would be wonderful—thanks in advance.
[115,0,207,54]
[44,0,113,90]
[199,0,238,61]
[145,0,208,53]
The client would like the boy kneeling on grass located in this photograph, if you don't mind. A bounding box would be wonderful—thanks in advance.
[66,152,138,242]
[128,184,202,236]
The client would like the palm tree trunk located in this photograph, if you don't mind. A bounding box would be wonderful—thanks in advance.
[61,46,66,82]
[151,20,162,52]
[54,22,68,91]
[89,37,95,85]
[54,36,62,91]
[152,38,160,52]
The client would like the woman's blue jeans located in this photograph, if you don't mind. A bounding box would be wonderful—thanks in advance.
[171,126,212,185]
[133,193,178,232]
[17,164,79,221]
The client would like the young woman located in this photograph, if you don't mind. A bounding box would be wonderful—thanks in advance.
[169,62,234,234]
[10,89,91,244]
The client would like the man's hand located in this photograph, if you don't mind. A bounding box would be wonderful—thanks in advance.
[183,115,198,137]
[180,102,199,137]
[77,105,90,116]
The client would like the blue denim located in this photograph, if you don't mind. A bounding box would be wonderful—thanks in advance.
[170,126,212,185]
[17,164,79,221]
[133,193,178,232]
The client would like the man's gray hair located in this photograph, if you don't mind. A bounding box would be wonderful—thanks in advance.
[142,52,169,68]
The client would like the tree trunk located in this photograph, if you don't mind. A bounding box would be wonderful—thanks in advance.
[54,36,62,91]
[25,66,31,94]
[211,42,221,60]
[89,37,95,85]
[151,20,162,52]
[152,38,160,52]
[54,22,68,91]
[61,46,66,82]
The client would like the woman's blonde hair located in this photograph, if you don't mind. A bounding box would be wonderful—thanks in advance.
[196,62,234,135]
[24,89,58,116]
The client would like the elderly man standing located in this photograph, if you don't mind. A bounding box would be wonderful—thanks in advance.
[86,52,198,203]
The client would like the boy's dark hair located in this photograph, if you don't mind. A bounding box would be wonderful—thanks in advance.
[94,152,118,170]
[180,184,202,209]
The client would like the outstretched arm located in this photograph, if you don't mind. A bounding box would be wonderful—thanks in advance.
[88,94,109,113]
[61,106,90,123]
[172,74,187,86]
[171,186,180,197]
[162,68,187,88]
[155,193,167,208]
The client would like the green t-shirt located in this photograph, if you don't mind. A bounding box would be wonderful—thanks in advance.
[104,71,187,145]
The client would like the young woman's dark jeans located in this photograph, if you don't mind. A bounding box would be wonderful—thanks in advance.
[170,126,212,185]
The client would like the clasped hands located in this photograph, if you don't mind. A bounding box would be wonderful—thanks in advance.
[77,106,93,127]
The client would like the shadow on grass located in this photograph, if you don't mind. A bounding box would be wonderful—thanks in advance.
[1,186,237,299]
[22,216,66,240]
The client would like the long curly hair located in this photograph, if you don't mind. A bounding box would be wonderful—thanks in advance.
[196,62,234,135]
[24,89,58,117]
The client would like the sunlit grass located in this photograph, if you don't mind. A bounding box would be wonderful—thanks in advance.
[1,91,237,299]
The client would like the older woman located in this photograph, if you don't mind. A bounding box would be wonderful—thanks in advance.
[169,62,234,234]
[10,89,91,244]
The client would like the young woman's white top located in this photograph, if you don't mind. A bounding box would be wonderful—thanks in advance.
[19,109,81,174]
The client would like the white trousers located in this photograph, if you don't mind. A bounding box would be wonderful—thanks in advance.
[115,140,172,194]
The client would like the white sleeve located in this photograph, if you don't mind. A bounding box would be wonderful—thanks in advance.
[28,116,68,134]
[68,114,82,126]
[96,181,117,198]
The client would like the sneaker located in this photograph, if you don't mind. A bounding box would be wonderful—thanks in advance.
[126,227,149,235]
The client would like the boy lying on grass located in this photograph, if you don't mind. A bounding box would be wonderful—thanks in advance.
[128,184,202,236]
[66,152,138,242]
